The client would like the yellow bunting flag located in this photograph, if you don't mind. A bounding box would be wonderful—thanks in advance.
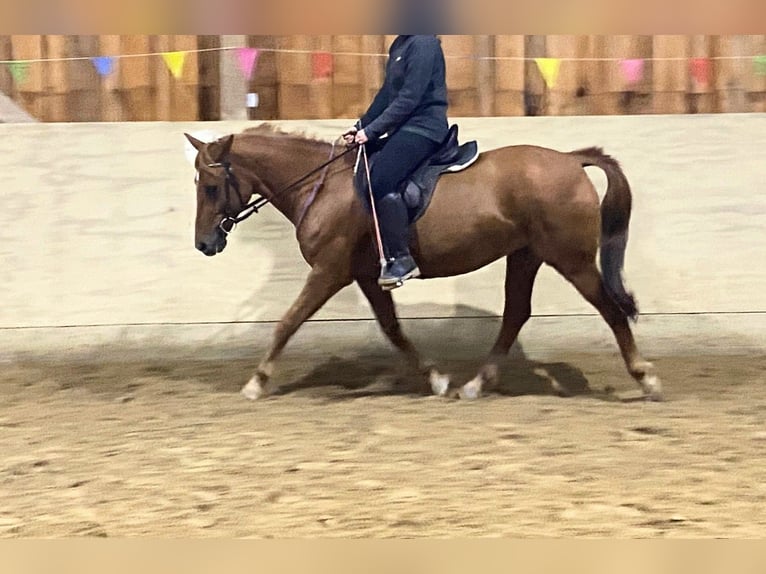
[535,58,561,89]
[162,51,186,79]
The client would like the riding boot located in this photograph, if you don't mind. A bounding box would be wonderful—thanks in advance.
[375,192,420,288]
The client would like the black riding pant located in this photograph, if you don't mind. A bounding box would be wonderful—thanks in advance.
[368,130,440,201]
[366,130,439,260]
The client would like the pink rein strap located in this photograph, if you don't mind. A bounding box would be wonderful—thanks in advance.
[295,140,337,230]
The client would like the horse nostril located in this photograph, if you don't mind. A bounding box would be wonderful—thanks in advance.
[197,241,207,252]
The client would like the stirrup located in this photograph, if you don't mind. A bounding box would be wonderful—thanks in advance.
[378,265,420,290]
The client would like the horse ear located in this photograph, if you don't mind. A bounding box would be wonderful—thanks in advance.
[206,134,234,163]
[217,134,234,158]
[184,133,206,151]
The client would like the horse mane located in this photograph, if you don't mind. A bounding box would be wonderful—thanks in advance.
[240,123,330,146]
[237,123,354,167]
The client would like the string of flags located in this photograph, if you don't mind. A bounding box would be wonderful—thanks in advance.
[1,46,765,88]
[0,47,328,84]
[531,55,766,88]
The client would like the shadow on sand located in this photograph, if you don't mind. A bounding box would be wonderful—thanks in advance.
[270,303,595,401]
[24,305,615,403]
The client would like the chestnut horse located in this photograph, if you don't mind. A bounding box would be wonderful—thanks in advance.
[185,125,662,401]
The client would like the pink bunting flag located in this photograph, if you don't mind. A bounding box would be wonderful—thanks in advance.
[689,58,711,86]
[311,51,333,80]
[235,47,260,81]
[619,59,644,85]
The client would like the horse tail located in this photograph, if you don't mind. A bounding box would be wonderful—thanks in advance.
[571,146,638,321]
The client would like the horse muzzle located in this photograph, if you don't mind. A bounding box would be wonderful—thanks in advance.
[195,231,227,256]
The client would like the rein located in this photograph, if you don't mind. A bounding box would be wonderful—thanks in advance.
[210,141,357,235]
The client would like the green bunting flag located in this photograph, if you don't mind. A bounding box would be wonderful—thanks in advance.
[7,61,30,84]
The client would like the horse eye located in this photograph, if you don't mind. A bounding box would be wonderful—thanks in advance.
[204,185,218,195]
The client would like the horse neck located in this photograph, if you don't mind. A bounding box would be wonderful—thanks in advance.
[232,134,332,226]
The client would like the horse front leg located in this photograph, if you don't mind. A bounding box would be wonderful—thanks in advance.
[241,265,352,400]
[356,277,450,396]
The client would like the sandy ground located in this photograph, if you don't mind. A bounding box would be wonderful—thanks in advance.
[2,335,765,538]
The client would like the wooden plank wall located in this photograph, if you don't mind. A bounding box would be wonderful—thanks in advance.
[3,35,201,122]
[1,35,764,122]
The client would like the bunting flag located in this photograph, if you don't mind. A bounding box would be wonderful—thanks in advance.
[311,51,333,79]
[7,61,30,84]
[535,58,561,89]
[0,49,764,92]
[235,47,260,81]
[619,58,644,85]
[91,56,115,77]
[162,51,186,79]
[689,57,711,85]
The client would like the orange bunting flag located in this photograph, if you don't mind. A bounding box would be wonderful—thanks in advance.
[311,51,333,79]
[162,51,186,79]
[689,58,710,86]
[535,58,561,89]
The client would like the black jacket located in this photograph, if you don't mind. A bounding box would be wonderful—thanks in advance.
[359,35,449,143]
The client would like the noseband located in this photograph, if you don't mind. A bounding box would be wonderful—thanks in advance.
[205,141,356,236]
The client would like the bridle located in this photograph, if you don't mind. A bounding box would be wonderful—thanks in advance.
[203,161,252,235]
[205,140,357,236]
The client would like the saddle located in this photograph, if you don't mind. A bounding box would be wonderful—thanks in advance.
[354,124,480,223]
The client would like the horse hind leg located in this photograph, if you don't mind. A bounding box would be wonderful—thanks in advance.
[356,277,450,396]
[556,259,662,400]
[459,248,542,399]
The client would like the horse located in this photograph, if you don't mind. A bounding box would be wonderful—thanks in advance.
[184,124,662,402]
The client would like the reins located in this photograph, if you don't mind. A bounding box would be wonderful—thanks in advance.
[210,141,358,235]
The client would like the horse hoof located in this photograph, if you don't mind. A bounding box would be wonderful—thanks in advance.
[241,376,266,400]
[429,370,450,397]
[458,377,482,400]
[641,375,664,402]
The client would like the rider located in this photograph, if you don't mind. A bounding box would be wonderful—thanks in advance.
[343,35,450,289]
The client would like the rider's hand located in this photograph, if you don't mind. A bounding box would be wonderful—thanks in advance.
[354,129,369,144]
[342,127,357,145]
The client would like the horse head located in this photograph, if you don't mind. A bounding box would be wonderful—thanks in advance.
[184,132,240,256]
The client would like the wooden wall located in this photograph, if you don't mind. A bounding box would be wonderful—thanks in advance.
[1,35,764,122]
[0,35,201,122]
